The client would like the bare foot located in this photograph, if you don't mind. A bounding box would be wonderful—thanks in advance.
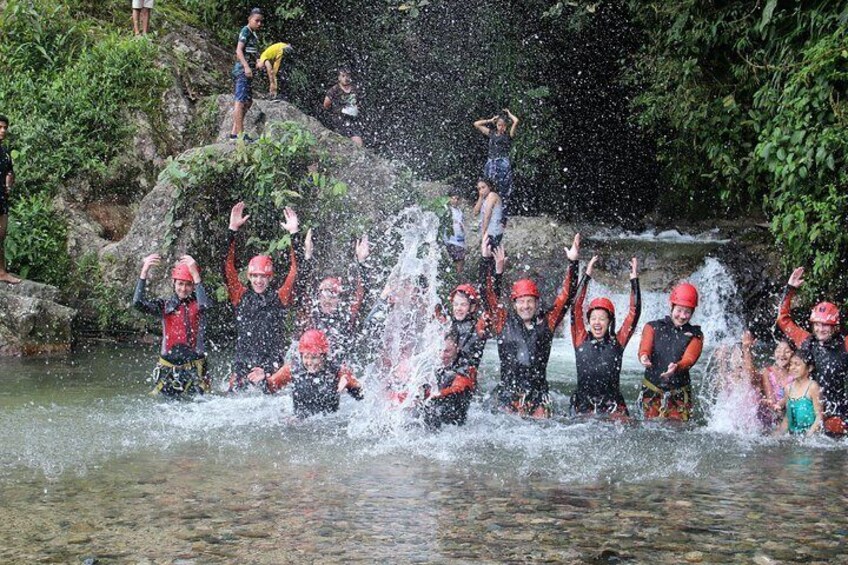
[0,272,21,284]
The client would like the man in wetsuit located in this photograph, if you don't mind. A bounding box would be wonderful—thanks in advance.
[777,267,848,435]
[0,115,20,284]
[570,256,641,418]
[638,282,704,421]
[484,235,581,417]
[423,330,476,428]
[225,201,302,391]
[263,329,364,418]
[293,230,373,367]
[134,254,210,396]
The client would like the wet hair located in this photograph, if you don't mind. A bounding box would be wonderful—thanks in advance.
[249,7,263,16]
[445,328,460,346]
[0,115,8,126]
[337,66,352,77]
[793,345,816,374]
[448,185,463,198]
[477,177,497,193]
[775,337,796,352]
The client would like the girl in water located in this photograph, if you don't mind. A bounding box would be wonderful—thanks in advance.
[774,349,823,436]
[741,332,795,428]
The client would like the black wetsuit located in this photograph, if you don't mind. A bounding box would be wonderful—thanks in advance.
[0,144,12,215]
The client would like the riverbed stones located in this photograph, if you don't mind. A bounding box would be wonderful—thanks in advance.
[0,280,76,356]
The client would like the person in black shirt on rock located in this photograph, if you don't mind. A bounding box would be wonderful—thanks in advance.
[0,115,20,285]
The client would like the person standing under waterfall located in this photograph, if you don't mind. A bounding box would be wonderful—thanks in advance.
[776,267,848,436]
[229,8,263,141]
[483,235,581,417]
[638,282,704,421]
[133,254,210,396]
[570,255,641,419]
[473,108,519,222]
[224,201,303,391]
[323,68,364,147]
[0,115,20,284]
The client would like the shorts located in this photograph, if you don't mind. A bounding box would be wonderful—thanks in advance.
[233,73,253,103]
[132,0,153,9]
[445,243,466,262]
[338,119,363,139]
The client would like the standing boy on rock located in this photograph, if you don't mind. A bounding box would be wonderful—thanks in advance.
[0,115,20,284]
[229,8,263,141]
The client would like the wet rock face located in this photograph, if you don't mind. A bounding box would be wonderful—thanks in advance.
[0,281,76,356]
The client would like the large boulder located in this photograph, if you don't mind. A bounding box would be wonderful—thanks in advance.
[0,281,77,356]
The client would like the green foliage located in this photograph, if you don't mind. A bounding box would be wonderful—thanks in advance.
[5,194,71,285]
[628,1,848,300]
[68,253,142,332]
[160,120,350,297]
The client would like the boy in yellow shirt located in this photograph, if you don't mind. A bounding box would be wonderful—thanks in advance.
[258,42,293,100]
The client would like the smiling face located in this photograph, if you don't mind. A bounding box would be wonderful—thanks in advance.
[249,273,271,294]
[451,292,474,322]
[774,341,793,369]
[301,352,326,374]
[588,309,611,339]
[338,71,351,86]
[788,354,811,381]
[812,322,837,343]
[318,283,341,315]
[671,304,694,327]
[514,296,538,323]
[173,279,195,300]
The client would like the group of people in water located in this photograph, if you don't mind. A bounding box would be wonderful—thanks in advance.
[131,191,848,437]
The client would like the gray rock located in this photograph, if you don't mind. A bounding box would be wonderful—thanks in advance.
[0,281,76,356]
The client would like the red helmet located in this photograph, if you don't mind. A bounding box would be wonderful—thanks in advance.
[319,277,343,295]
[511,279,540,300]
[670,282,699,309]
[450,283,479,303]
[809,302,840,326]
[298,329,329,355]
[587,297,615,321]
[248,255,274,276]
[171,264,194,282]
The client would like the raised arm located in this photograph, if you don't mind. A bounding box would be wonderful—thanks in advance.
[504,108,520,137]
[276,207,300,306]
[570,273,591,349]
[616,258,641,348]
[348,234,371,328]
[265,364,293,394]
[224,202,249,305]
[133,253,164,315]
[483,245,507,335]
[776,267,811,347]
[546,234,581,332]
[473,116,495,136]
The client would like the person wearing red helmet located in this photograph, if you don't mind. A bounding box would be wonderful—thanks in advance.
[292,230,374,366]
[262,329,364,417]
[442,281,492,387]
[133,253,210,396]
[569,255,641,418]
[224,201,302,391]
[483,235,581,417]
[638,281,704,421]
[776,267,848,435]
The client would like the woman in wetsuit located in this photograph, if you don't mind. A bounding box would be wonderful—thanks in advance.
[570,256,641,418]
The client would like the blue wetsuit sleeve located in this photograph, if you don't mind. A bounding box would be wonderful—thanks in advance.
[194,282,210,311]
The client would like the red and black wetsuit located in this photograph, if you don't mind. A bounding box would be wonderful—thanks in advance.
[425,360,476,427]
[266,362,363,418]
[224,230,299,388]
[485,260,578,414]
[638,316,703,421]
[133,279,209,356]
[777,285,848,427]
[570,276,640,416]
[294,258,372,366]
